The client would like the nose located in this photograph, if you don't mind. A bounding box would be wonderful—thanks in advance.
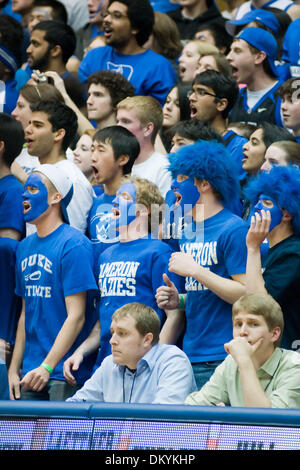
[260,160,271,172]
[242,141,249,151]
[109,332,118,345]
[238,323,248,336]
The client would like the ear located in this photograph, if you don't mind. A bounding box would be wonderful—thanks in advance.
[51,44,62,59]
[216,97,228,114]
[53,128,66,145]
[117,153,130,169]
[49,191,63,207]
[143,332,153,348]
[0,140,5,156]
[143,122,154,139]
[195,178,211,193]
[254,50,267,66]
[271,326,281,344]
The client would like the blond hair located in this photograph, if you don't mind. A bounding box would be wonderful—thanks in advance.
[117,96,163,143]
[232,293,284,347]
[112,302,160,345]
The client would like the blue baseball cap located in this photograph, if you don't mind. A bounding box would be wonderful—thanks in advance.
[235,27,279,77]
[226,9,281,36]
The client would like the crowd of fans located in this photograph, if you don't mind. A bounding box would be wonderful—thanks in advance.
[0,0,300,408]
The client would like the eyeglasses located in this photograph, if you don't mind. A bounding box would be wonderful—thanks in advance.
[102,10,128,20]
[187,88,217,99]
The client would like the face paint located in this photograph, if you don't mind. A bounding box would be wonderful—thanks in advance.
[255,194,283,232]
[23,173,49,222]
[171,177,200,211]
[112,182,137,228]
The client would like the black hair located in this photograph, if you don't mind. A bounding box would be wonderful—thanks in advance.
[193,70,239,118]
[0,113,24,167]
[87,70,135,108]
[32,20,76,63]
[93,125,140,174]
[0,14,24,71]
[169,118,224,143]
[30,100,78,151]
[108,0,154,46]
[195,21,233,55]
[31,0,68,23]
[258,121,296,148]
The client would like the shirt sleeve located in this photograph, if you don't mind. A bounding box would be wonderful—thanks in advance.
[0,187,24,233]
[185,359,230,406]
[267,353,300,409]
[152,351,197,404]
[61,239,98,297]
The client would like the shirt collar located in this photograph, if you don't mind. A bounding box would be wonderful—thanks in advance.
[258,347,283,377]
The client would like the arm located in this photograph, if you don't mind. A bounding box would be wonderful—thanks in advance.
[169,252,246,304]
[34,71,94,136]
[245,211,270,295]
[63,319,100,385]
[8,299,26,399]
[0,228,22,241]
[20,291,87,393]
[224,337,271,407]
[157,274,186,344]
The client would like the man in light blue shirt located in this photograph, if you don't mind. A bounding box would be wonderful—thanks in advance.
[66,303,196,404]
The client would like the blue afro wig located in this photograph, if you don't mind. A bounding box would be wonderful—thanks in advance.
[244,165,300,236]
[168,139,241,206]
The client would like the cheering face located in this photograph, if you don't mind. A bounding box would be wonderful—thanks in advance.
[22,173,49,222]
[254,194,283,232]
[112,182,137,228]
[171,176,200,211]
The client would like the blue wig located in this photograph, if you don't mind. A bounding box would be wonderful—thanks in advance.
[168,139,241,207]
[244,165,300,236]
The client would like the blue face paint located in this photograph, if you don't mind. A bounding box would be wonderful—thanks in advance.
[23,173,49,222]
[255,193,283,232]
[112,182,137,228]
[171,177,200,210]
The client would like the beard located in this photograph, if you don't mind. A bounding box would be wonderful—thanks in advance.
[30,45,52,72]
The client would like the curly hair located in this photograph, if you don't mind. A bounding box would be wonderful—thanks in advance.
[168,139,240,206]
[87,70,135,108]
[244,164,300,236]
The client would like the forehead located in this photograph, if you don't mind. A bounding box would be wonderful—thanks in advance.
[31,110,51,125]
[30,28,48,43]
[108,1,128,13]
[111,314,136,330]
[88,82,110,95]
[199,55,216,66]
[233,311,266,324]
[117,107,140,122]
[232,38,251,51]
[117,181,136,195]
[31,6,53,18]
[183,42,199,55]
[25,172,45,186]
[250,128,264,141]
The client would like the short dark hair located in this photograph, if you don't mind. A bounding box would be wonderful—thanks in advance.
[87,70,135,108]
[195,22,233,55]
[108,0,154,46]
[258,121,296,148]
[32,20,76,63]
[93,125,140,174]
[30,100,78,151]
[193,70,239,118]
[0,113,24,167]
[0,14,24,72]
[31,0,68,23]
[169,118,224,143]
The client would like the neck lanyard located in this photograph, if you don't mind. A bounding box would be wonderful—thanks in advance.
[122,368,137,403]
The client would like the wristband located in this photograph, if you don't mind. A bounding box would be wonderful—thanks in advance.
[178,294,185,309]
[41,362,53,374]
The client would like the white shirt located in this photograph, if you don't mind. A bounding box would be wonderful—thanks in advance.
[131,152,172,198]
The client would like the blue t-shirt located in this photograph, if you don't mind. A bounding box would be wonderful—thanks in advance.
[281,18,300,78]
[0,174,25,235]
[179,209,248,363]
[15,223,98,383]
[78,45,177,106]
[1,79,19,115]
[0,237,21,345]
[95,235,181,363]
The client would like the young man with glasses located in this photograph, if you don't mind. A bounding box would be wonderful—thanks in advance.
[78,0,177,106]
[188,69,248,183]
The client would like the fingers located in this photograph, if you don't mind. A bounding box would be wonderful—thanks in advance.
[162,273,173,287]
[63,359,77,386]
[252,210,271,233]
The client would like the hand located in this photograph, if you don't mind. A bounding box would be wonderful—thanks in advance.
[224,336,264,366]
[169,252,200,278]
[8,370,21,400]
[155,273,180,310]
[63,352,84,386]
[246,210,271,250]
[20,366,50,392]
[0,338,11,363]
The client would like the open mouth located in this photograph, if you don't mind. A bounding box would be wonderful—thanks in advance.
[174,192,182,207]
[26,138,34,147]
[112,206,120,219]
[190,104,198,118]
[103,25,113,38]
[23,201,31,214]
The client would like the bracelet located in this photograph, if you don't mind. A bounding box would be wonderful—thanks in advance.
[178,294,185,309]
[41,362,53,374]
